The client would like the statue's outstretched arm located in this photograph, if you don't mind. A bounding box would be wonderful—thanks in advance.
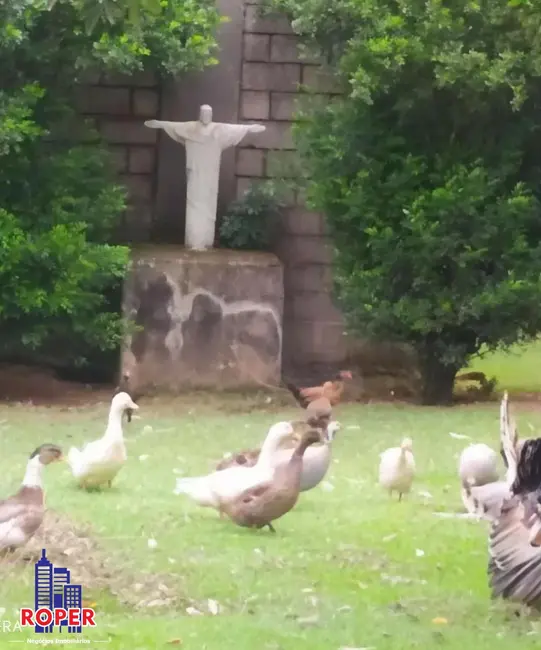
[144,120,190,145]
[144,120,178,129]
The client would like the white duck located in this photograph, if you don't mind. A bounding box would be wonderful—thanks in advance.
[67,391,138,489]
[266,421,341,491]
[379,437,415,500]
[458,443,501,513]
[174,421,294,512]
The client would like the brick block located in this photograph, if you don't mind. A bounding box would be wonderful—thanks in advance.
[120,174,154,202]
[236,177,260,199]
[133,89,159,117]
[291,291,342,322]
[129,147,156,174]
[270,92,296,120]
[286,265,328,292]
[244,33,270,62]
[313,321,348,360]
[277,234,332,265]
[244,6,293,34]
[236,177,295,205]
[240,90,270,120]
[100,120,158,145]
[123,204,153,243]
[282,208,323,235]
[270,35,299,63]
[242,63,300,92]
[109,146,128,172]
[79,70,101,84]
[283,320,319,364]
[243,121,294,149]
[236,148,265,177]
[102,70,158,87]
[266,150,299,177]
[302,66,342,94]
[78,86,131,115]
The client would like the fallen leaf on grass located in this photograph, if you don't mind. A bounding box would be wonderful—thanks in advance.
[449,432,470,440]
[167,639,182,645]
[82,600,96,609]
[432,512,477,520]
[432,617,448,625]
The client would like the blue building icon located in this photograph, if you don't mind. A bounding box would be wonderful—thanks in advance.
[33,549,83,634]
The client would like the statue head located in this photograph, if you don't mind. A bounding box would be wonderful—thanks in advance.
[199,105,212,125]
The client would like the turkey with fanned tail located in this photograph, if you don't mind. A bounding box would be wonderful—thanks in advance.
[467,391,541,606]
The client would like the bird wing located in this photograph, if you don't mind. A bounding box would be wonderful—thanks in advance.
[462,481,510,521]
[299,385,326,401]
[0,499,31,525]
[239,480,273,504]
[489,493,541,605]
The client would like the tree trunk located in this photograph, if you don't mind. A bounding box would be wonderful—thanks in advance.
[418,354,458,406]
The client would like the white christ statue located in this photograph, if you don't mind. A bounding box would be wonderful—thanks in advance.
[145,104,266,250]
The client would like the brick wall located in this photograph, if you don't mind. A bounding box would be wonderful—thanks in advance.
[77,71,161,242]
[75,1,349,376]
[238,1,347,374]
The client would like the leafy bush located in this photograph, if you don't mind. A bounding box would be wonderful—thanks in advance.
[0,0,220,373]
[270,0,541,404]
[219,182,284,251]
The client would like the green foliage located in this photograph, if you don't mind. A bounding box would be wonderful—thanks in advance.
[219,182,284,251]
[269,0,541,403]
[0,0,220,370]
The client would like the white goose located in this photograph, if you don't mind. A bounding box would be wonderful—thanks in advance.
[67,392,138,489]
[174,421,294,511]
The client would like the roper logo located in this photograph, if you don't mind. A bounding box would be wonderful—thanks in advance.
[19,549,96,634]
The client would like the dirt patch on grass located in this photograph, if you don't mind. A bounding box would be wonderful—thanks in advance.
[0,511,188,611]
[0,364,113,406]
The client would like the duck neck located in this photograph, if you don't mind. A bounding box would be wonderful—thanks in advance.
[398,448,409,464]
[292,435,317,459]
[104,406,125,441]
[258,432,284,465]
[22,456,44,488]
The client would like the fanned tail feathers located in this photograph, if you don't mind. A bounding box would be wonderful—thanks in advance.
[500,391,519,487]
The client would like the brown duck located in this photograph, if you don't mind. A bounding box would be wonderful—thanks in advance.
[0,444,63,552]
[219,428,322,532]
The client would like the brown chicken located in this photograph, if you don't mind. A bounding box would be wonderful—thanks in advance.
[285,370,352,429]
[219,428,322,532]
[287,370,353,408]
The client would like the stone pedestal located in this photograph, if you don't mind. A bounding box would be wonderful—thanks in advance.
[121,246,284,391]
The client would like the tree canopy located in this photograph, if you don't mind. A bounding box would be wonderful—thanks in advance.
[0,0,220,373]
[270,0,541,404]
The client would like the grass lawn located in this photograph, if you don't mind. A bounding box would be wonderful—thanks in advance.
[0,395,540,649]
[466,339,541,393]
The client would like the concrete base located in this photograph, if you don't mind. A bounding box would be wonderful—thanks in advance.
[121,246,284,391]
